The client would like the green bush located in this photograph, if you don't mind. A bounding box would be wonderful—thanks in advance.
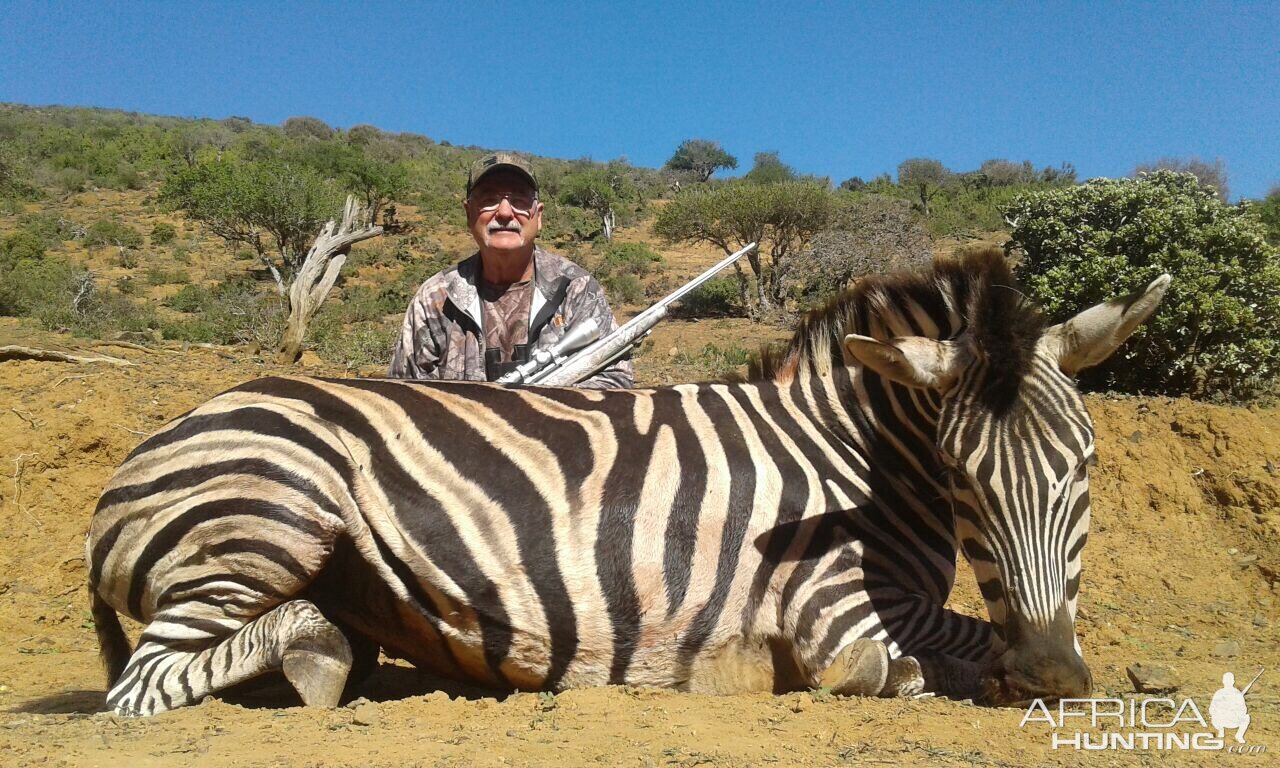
[0,231,47,271]
[541,198,602,243]
[336,283,407,323]
[1006,171,1280,401]
[602,273,645,305]
[158,275,284,345]
[0,255,77,316]
[15,212,72,248]
[307,316,396,369]
[0,254,157,338]
[599,242,663,276]
[83,218,143,249]
[150,222,178,245]
[144,267,191,285]
[1258,189,1280,247]
[672,276,743,318]
[672,343,751,378]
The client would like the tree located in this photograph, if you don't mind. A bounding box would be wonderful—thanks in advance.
[897,158,953,217]
[558,166,636,241]
[1134,156,1230,200]
[283,116,335,141]
[838,176,867,192]
[159,158,345,295]
[338,152,408,227]
[783,196,932,301]
[979,159,1036,187]
[744,151,797,185]
[1005,170,1280,400]
[164,124,234,167]
[1258,185,1280,246]
[654,181,837,318]
[664,139,737,182]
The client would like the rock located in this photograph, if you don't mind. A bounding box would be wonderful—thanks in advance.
[1126,663,1180,694]
[1252,615,1268,628]
[351,702,380,727]
[668,346,679,358]
[1213,640,1241,658]
[299,351,324,367]
[1128,430,1145,444]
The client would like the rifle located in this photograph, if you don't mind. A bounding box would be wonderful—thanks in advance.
[498,242,758,386]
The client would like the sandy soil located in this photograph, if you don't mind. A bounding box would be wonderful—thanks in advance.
[1,320,1277,767]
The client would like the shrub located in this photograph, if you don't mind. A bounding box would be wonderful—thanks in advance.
[336,283,407,323]
[145,267,191,285]
[0,255,78,316]
[83,218,143,249]
[599,242,663,277]
[672,276,742,318]
[673,343,751,378]
[0,231,48,271]
[307,316,396,369]
[1006,170,1280,401]
[15,212,72,248]
[602,273,645,305]
[283,116,335,141]
[150,222,178,245]
[1258,188,1280,247]
[541,199,602,243]
[158,275,284,345]
[784,195,931,303]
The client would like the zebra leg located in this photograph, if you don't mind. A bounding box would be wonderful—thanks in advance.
[107,600,352,716]
[876,594,995,699]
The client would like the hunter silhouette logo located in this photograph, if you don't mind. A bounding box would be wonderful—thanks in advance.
[1021,667,1266,754]
[1210,669,1263,744]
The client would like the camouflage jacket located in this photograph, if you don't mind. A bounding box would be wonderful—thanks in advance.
[388,247,634,389]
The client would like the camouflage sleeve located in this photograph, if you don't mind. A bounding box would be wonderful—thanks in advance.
[387,292,442,379]
[565,274,635,389]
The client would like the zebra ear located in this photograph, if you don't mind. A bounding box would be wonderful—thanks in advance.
[1045,274,1172,375]
[843,334,967,390]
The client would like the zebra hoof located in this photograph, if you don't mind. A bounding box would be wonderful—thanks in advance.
[283,647,352,708]
[881,655,926,698]
[820,638,889,697]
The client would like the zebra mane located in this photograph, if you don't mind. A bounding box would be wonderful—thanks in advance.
[758,246,1047,410]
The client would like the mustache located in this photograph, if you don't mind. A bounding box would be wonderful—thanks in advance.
[487,221,523,234]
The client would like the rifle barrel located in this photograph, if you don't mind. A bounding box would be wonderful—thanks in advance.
[528,242,756,386]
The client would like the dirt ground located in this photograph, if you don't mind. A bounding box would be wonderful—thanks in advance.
[1,320,1278,767]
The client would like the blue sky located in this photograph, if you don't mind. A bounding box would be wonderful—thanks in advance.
[2,1,1277,199]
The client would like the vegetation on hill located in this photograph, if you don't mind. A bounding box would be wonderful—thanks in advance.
[1007,171,1280,401]
[2,104,1278,399]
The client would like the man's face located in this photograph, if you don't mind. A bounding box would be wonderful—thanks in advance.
[465,169,543,254]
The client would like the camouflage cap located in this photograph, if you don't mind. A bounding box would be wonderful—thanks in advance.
[466,152,539,194]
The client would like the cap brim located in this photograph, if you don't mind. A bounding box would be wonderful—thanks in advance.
[468,163,538,193]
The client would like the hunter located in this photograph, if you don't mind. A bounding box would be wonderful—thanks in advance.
[389,152,633,388]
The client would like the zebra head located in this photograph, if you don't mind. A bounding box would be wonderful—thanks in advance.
[844,272,1170,704]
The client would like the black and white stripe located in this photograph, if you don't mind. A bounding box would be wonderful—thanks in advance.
[87,248,1169,714]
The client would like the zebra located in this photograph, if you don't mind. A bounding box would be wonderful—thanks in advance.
[86,247,1169,716]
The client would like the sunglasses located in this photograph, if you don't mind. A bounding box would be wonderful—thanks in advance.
[469,191,539,216]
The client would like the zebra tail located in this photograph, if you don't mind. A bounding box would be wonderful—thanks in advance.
[89,585,131,686]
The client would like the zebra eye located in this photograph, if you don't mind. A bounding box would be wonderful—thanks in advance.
[1075,454,1095,480]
